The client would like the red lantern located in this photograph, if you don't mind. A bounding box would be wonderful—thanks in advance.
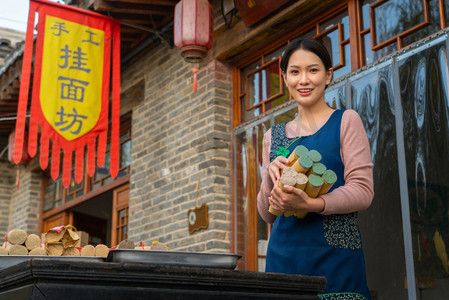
[174,0,214,91]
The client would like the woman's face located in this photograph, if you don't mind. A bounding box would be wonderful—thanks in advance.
[283,48,333,108]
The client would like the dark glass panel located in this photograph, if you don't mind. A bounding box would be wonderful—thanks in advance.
[234,130,250,269]
[274,107,297,125]
[375,37,398,61]
[117,168,129,178]
[94,151,111,182]
[103,176,114,185]
[264,46,285,64]
[398,42,449,299]
[119,131,130,142]
[333,43,351,79]
[351,65,407,299]
[361,2,370,30]
[401,0,441,48]
[236,123,273,271]
[261,62,281,100]
[55,179,61,201]
[325,84,347,109]
[372,0,425,45]
[364,32,398,65]
[120,140,131,168]
[241,59,262,93]
[43,180,59,212]
[247,71,261,108]
[247,62,282,109]
[364,33,375,65]
[319,28,341,67]
[342,14,350,40]
[255,122,269,272]
[68,171,82,195]
[92,182,101,190]
[242,95,261,121]
[320,10,350,41]
[265,92,289,111]
[123,225,128,238]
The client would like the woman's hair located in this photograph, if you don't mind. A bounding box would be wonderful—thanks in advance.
[280,38,332,74]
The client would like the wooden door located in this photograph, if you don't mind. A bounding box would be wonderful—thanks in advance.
[42,211,70,233]
[111,183,129,246]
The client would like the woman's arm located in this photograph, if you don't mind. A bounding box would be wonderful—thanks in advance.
[257,130,277,224]
[320,109,374,214]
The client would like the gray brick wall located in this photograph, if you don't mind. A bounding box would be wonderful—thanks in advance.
[126,44,233,252]
[0,160,14,238]
[8,167,42,235]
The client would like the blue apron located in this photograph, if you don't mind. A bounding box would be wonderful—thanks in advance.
[265,110,371,300]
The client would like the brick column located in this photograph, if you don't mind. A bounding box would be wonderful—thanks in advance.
[8,167,42,234]
[0,160,14,237]
[126,44,233,252]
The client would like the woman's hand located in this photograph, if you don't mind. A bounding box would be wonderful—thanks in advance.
[267,156,289,184]
[269,181,325,213]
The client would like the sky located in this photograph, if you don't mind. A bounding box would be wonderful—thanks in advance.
[0,0,30,32]
[0,0,65,33]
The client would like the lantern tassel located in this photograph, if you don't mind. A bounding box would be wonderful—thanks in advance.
[192,66,198,92]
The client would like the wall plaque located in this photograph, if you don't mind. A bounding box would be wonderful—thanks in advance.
[188,204,209,234]
[188,180,209,234]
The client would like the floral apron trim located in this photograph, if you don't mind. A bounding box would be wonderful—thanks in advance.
[319,292,368,300]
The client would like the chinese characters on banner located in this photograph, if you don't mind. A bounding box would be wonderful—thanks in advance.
[14,0,121,188]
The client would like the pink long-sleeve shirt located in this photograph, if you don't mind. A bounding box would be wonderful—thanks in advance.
[257,109,374,224]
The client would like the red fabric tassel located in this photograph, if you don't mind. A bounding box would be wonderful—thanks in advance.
[40,135,49,170]
[97,131,107,168]
[63,149,72,188]
[192,66,198,92]
[51,142,60,181]
[28,113,38,158]
[75,145,84,184]
[87,138,96,177]
[13,1,36,164]
[110,23,121,178]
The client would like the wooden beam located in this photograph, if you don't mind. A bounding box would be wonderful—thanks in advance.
[121,21,157,33]
[94,0,172,15]
[116,18,156,25]
[214,0,336,62]
[119,26,142,33]
[105,0,177,6]
[1,105,19,111]
[121,34,145,41]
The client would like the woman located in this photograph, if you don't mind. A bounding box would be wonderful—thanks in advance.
[257,38,374,299]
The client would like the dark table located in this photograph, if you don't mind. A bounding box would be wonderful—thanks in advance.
[0,258,326,299]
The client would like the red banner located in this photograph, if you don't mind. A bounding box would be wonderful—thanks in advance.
[14,0,121,188]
